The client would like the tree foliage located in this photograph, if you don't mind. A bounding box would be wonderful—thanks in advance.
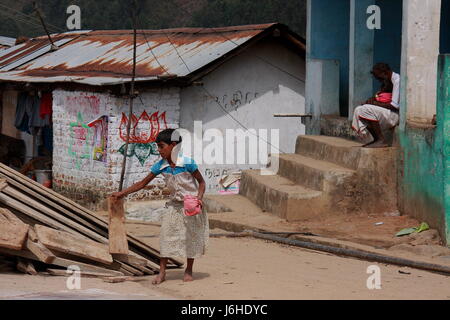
[0,0,306,40]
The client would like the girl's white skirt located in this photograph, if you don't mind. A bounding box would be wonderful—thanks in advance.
[160,200,209,259]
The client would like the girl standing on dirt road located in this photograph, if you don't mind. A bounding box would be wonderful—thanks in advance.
[111,129,209,285]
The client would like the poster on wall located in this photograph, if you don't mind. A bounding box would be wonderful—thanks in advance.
[88,115,108,163]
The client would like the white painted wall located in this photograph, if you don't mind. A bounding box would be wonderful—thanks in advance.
[180,39,306,192]
[52,88,180,207]
[401,0,442,123]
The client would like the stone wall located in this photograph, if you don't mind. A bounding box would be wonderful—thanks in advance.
[52,88,180,210]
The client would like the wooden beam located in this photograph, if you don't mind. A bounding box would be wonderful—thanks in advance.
[108,197,129,255]
[48,257,124,276]
[112,253,146,267]
[35,225,113,265]
[3,186,107,243]
[2,177,106,236]
[0,163,182,267]
[0,247,123,276]
[46,268,120,278]
[24,227,56,264]
[17,258,37,275]
[0,208,30,250]
[103,276,146,283]
[0,179,7,192]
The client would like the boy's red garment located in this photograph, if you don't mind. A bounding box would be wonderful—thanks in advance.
[39,92,52,120]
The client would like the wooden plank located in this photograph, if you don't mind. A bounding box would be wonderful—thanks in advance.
[118,267,134,276]
[49,257,124,276]
[35,225,113,265]
[102,276,145,283]
[28,227,39,242]
[24,227,56,264]
[108,197,129,255]
[0,247,123,276]
[0,164,181,267]
[0,209,29,250]
[1,185,161,270]
[0,168,169,264]
[47,268,120,278]
[0,192,76,232]
[3,186,107,244]
[141,266,156,275]
[0,247,41,260]
[17,258,37,275]
[0,163,107,225]
[49,250,123,272]
[0,179,6,192]
[2,178,107,236]
[115,261,145,276]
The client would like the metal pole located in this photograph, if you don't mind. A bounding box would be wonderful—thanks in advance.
[118,0,138,192]
[33,2,57,50]
[250,231,450,275]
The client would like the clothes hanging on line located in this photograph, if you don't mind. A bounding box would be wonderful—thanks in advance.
[39,92,52,120]
[15,91,51,134]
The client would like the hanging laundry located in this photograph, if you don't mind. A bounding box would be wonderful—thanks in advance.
[39,92,52,121]
[15,91,50,133]
[14,92,31,134]
[29,92,49,129]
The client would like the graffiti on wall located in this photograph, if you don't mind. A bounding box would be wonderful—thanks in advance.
[214,91,259,111]
[118,111,168,165]
[65,95,101,118]
[203,167,241,194]
[68,112,108,169]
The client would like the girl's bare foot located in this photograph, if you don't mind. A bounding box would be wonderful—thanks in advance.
[152,272,166,285]
[184,270,193,282]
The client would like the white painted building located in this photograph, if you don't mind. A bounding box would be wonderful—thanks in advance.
[0,24,306,209]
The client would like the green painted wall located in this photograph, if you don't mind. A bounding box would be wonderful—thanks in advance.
[398,54,450,245]
[440,54,450,245]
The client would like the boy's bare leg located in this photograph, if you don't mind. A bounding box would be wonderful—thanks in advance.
[364,121,388,148]
[184,258,194,282]
[365,121,389,148]
[152,258,168,285]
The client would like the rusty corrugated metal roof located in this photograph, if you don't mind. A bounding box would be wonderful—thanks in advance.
[0,36,16,50]
[0,23,303,86]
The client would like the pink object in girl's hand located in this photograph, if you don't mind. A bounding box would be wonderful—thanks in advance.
[183,195,202,216]
[375,92,392,103]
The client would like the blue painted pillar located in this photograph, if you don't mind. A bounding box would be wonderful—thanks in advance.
[348,0,376,120]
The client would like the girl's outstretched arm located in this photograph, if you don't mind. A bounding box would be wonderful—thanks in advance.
[111,172,156,199]
[191,169,206,201]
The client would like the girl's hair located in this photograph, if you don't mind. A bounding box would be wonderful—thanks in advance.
[155,129,182,145]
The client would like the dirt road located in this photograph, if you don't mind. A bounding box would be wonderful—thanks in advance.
[1,221,449,300]
[121,222,450,300]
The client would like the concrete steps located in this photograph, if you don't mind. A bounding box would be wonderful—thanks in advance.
[239,170,324,220]
[295,135,363,170]
[210,135,398,222]
[278,153,355,192]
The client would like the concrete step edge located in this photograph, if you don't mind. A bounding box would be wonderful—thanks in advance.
[241,170,323,199]
[278,153,356,175]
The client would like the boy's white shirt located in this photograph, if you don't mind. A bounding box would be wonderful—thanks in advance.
[391,72,400,109]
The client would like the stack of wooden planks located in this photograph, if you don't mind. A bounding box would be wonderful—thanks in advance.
[0,163,182,280]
